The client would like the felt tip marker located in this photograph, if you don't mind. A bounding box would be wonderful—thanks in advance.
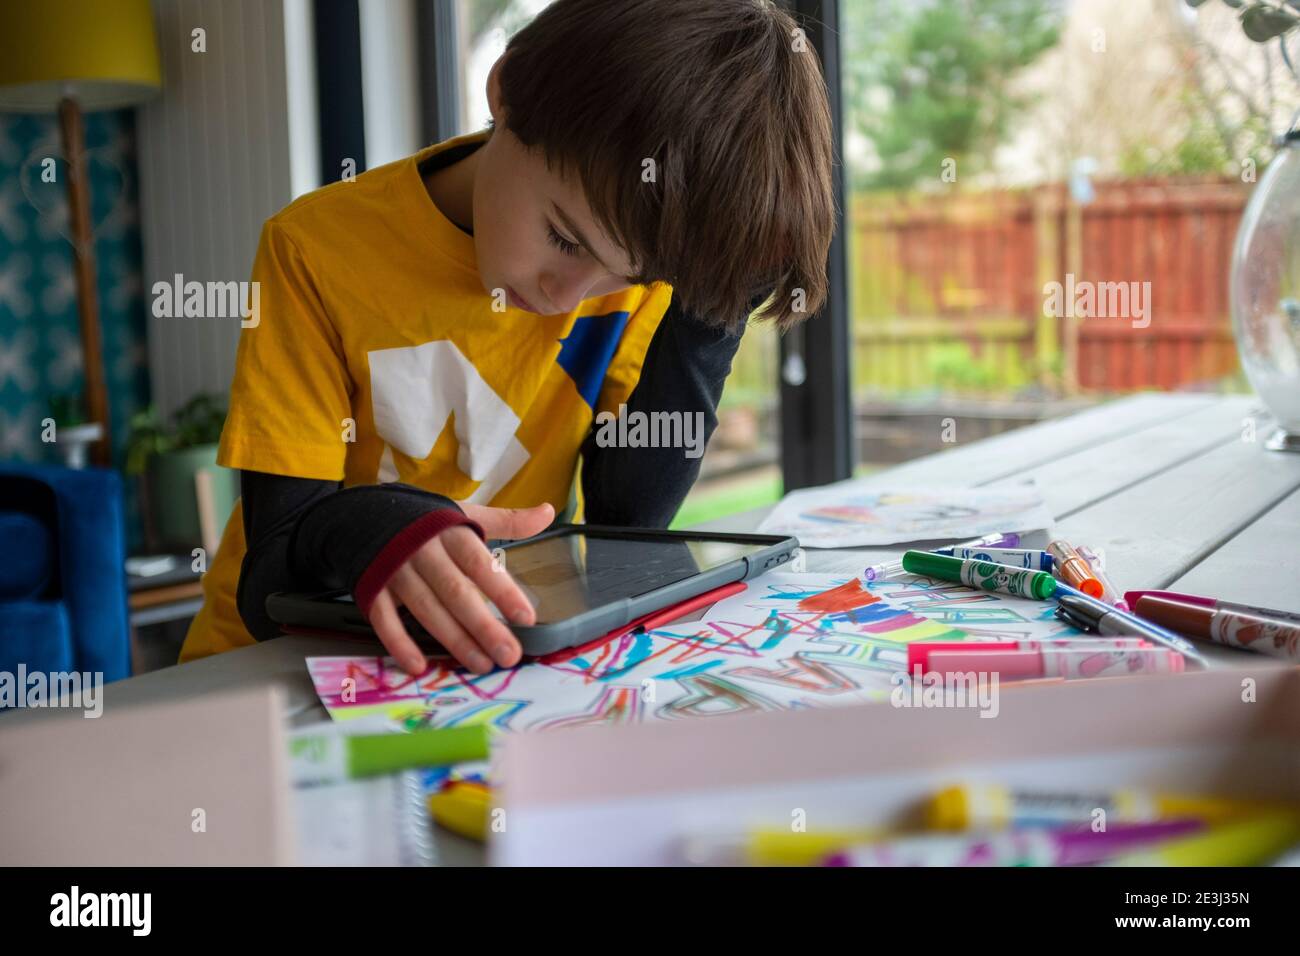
[901,550,1057,600]
[862,532,1021,581]
[907,638,1150,672]
[288,725,491,786]
[1054,583,1208,668]
[920,645,1184,681]
[679,828,884,867]
[1046,540,1104,598]
[935,546,1053,571]
[1135,596,1300,662]
[1057,594,1160,640]
[1124,589,1300,626]
[926,783,1290,830]
[1108,813,1300,868]
[823,820,1203,868]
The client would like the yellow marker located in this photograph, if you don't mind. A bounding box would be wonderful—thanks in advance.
[428,782,493,842]
[747,829,883,866]
[680,828,882,866]
[1108,813,1300,867]
[927,783,1291,830]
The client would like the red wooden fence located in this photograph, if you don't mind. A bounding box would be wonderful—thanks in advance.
[850,177,1248,395]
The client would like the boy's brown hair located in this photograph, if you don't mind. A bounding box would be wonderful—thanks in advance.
[498,0,834,332]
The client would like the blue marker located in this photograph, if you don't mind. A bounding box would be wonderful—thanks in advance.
[935,546,1053,572]
[863,532,1022,582]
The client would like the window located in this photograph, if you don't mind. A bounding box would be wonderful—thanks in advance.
[452,0,555,134]
[838,0,1296,472]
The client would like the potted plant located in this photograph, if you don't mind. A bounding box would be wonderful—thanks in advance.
[125,394,238,550]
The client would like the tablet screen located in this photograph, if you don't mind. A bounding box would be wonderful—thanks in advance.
[494,530,769,624]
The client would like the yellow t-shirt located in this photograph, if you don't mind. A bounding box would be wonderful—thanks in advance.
[181,130,673,663]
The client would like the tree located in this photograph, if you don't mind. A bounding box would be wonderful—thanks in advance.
[842,0,1063,191]
[1172,0,1300,171]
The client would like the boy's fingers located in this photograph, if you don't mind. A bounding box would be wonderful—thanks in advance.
[367,587,428,676]
[440,527,536,626]
[460,501,554,540]
[413,546,522,670]
[388,564,494,674]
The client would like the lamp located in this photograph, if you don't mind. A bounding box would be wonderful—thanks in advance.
[0,0,161,468]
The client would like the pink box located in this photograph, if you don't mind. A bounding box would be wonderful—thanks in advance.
[494,667,1300,865]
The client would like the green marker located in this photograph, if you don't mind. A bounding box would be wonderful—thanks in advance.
[902,550,1057,600]
[288,724,490,786]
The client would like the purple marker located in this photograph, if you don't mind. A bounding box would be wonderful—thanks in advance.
[862,532,1021,582]
[822,819,1203,867]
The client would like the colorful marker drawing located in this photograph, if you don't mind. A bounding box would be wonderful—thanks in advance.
[307,572,1081,734]
[756,484,1053,548]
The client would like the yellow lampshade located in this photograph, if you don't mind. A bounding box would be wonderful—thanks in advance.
[0,0,162,112]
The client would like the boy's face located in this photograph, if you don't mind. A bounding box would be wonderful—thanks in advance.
[472,57,639,315]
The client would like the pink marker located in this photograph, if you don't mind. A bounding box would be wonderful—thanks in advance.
[921,645,1185,681]
[1124,590,1300,626]
[907,639,1151,673]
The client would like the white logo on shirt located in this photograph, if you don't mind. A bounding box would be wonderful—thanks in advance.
[368,340,530,503]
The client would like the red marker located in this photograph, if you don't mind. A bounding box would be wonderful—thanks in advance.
[1124,590,1300,626]
[1134,596,1300,662]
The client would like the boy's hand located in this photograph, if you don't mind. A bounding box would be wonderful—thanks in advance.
[367,502,555,676]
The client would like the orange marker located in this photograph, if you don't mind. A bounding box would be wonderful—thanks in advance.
[1047,540,1103,598]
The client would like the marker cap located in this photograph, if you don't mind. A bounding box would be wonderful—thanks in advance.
[925,648,1044,678]
[1134,596,1214,638]
[349,724,491,777]
[1027,571,1059,600]
[901,550,958,581]
[1125,589,1215,610]
[927,785,990,830]
[1047,541,1105,598]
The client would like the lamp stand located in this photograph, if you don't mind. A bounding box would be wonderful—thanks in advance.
[58,95,111,468]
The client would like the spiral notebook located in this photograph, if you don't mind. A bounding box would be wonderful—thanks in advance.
[294,770,437,866]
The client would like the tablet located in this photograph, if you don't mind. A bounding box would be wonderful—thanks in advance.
[265,524,800,658]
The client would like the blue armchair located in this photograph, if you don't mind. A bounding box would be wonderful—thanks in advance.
[0,465,131,687]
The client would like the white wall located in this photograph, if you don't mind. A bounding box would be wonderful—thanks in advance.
[137,0,314,418]
[284,0,321,199]
[138,0,440,416]
[358,0,422,167]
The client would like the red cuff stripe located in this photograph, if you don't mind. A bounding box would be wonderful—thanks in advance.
[354,510,485,616]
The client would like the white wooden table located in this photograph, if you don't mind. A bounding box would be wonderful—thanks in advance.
[698,393,1300,626]
[7,393,1298,864]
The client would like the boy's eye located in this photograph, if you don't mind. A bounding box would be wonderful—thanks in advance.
[546,224,582,257]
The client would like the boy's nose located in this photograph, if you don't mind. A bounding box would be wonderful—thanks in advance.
[540,264,605,314]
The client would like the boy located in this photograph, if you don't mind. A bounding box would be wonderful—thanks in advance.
[181,0,834,676]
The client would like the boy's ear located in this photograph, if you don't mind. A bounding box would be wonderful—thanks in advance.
[486,53,507,126]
